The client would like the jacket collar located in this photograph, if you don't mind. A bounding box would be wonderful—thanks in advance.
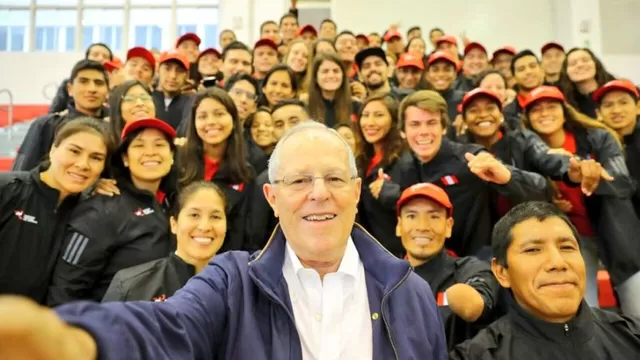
[413,250,456,285]
[169,252,196,284]
[68,103,107,119]
[509,298,594,344]
[248,224,411,296]
[30,165,81,209]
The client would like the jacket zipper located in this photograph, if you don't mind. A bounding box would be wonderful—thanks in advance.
[381,268,412,360]
[564,323,570,336]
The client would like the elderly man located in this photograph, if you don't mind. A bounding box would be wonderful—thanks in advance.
[0,121,447,360]
[450,201,640,360]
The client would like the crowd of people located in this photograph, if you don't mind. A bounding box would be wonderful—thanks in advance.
[1,1,640,359]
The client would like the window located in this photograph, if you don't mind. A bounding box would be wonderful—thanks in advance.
[177,25,197,36]
[0,10,29,52]
[65,27,75,51]
[129,8,171,50]
[82,26,94,50]
[177,7,219,48]
[130,0,171,5]
[83,9,124,51]
[35,0,78,4]
[204,25,218,48]
[35,10,77,52]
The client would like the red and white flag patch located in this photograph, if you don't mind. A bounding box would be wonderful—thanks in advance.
[440,175,459,186]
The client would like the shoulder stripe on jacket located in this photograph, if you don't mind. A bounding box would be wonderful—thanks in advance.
[62,232,89,265]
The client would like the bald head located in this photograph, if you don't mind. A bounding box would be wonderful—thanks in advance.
[268,120,358,183]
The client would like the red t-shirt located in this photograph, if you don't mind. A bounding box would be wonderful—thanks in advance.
[204,156,219,181]
[554,132,595,236]
[366,152,383,177]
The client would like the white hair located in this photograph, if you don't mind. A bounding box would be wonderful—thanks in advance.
[267,120,358,183]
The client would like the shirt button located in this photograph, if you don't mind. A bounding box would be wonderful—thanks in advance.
[315,314,322,322]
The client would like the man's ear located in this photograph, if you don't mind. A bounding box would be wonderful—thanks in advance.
[263,183,278,218]
[169,216,178,235]
[491,258,511,289]
[66,80,73,97]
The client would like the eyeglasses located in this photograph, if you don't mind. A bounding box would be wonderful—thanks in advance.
[122,94,152,103]
[273,173,355,192]
[229,88,258,102]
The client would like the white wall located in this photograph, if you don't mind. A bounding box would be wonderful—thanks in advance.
[0,0,638,106]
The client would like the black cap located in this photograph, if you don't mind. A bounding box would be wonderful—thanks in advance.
[355,47,388,69]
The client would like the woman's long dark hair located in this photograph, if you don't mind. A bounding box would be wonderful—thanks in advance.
[558,48,615,109]
[107,80,154,143]
[257,64,299,108]
[178,88,253,189]
[353,94,406,174]
[307,52,353,126]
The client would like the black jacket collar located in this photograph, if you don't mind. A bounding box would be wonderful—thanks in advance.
[509,299,595,344]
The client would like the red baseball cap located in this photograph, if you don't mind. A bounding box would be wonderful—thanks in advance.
[104,57,123,73]
[297,24,317,37]
[397,53,424,70]
[427,51,458,68]
[397,183,453,216]
[523,86,566,110]
[254,37,278,51]
[464,42,487,56]
[198,48,221,60]
[461,88,502,113]
[383,31,402,42]
[176,33,201,48]
[159,50,190,70]
[436,35,458,47]
[491,46,516,62]
[593,80,640,103]
[121,118,177,141]
[126,47,156,70]
[541,42,564,54]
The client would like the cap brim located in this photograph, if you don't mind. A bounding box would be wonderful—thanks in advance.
[396,193,451,216]
[121,119,177,141]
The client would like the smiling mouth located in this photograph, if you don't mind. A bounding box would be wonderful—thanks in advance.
[141,161,161,167]
[192,236,214,245]
[412,236,432,245]
[68,172,88,181]
[475,121,494,128]
[303,214,337,222]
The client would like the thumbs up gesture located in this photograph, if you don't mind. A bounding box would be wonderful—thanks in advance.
[369,168,387,199]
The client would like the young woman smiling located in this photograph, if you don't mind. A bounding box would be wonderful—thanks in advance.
[522,86,640,315]
[107,80,156,142]
[0,117,113,304]
[178,88,254,252]
[103,181,227,302]
[47,117,176,305]
[258,64,298,109]
[306,52,361,128]
[353,94,406,257]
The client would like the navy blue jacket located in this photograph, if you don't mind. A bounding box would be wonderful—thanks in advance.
[55,225,448,360]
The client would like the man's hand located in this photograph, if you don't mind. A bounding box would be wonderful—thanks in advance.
[92,178,120,197]
[552,195,573,213]
[350,81,367,101]
[369,168,386,199]
[566,157,613,196]
[452,114,466,136]
[465,152,511,185]
[0,296,97,360]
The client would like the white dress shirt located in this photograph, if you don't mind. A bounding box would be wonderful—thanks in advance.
[283,237,373,360]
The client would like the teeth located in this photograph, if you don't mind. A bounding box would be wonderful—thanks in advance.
[192,237,213,244]
[68,173,87,181]
[142,161,160,166]
[476,121,493,128]
[413,237,432,245]
[416,140,433,145]
[303,214,336,221]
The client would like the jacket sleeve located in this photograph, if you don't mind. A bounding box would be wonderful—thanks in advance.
[456,258,501,324]
[47,198,113,306]
[54,259,231,360]
[12,117,49,171]
[101,273,127,302]
[488,163,553,203]
[48,80,70,114]
[521,129,570,180]
[590,129,636,198]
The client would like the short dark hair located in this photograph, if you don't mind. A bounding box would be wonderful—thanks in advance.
[279,12,298,27]
[222,41,251,61]
[84,42,113,61]
[334,30,356,45]
[430,28,444,36]
[510,50,539,75]
[260,20,277,33]
[272,99,307,114]
[224,73,259,94]
[69,59,108,85]
[492,201,579,267]
[407,26,421,35]
[474,69,508,88]
[321,19,336,28]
